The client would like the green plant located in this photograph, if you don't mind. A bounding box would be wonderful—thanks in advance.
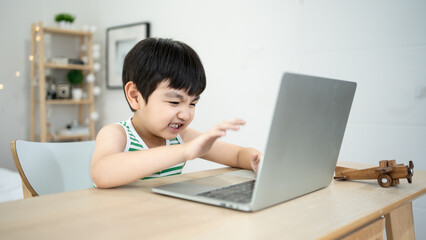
[54,13,75,23]
[67,70,83,85]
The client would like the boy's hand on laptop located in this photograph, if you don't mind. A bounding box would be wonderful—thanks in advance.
[184,119,246,160]
[251,153,261,174]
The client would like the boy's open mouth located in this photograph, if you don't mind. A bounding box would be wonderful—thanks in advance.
[168,123,183,129]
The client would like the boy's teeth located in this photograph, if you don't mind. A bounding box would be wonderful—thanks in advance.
[169,124,179,128]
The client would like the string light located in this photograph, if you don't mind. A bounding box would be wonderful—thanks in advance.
[86,74,95,83]
[93,86,101,96]
[29,55,34,61]
[35,26,40,32]
[0,84,4,90]
[36,35,41,42]
[93,62,101,72]
[93,51,100,59]
[16,71,21,77]
[90,112,99,121]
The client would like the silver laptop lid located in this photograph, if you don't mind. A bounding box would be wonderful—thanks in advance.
[251,72,356,211]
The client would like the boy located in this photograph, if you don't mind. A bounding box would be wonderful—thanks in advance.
[91,38,261,188]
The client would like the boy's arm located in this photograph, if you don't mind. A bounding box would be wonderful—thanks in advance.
[90,124,188,188]
[181,120,261,172]
[91,120,249,188]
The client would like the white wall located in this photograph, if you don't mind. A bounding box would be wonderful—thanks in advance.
[0,0,425,237]
[0,1,46,171]
[296,1,426,237]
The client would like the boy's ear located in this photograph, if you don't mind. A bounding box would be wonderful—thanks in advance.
[124,81,145,110]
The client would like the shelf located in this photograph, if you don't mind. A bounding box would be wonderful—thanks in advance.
[55,134,91,140]
[43,26,92,37]
[46,133,91,141]
[44,62,92,70]
[46,99,92,105]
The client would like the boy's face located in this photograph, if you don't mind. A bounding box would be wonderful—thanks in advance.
[134,81,199,142]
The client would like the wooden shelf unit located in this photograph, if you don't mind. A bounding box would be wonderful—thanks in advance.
[30,21,96,142]
[44,62,92,70]
[43,26,93,36]
[45,99,92,105]
[45,133,91,142]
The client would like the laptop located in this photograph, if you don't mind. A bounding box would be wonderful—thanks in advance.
[153,72,357,212]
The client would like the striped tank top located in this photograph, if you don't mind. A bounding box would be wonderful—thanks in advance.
[118,118,186,180]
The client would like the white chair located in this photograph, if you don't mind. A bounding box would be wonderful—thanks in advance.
[10,140,95,198]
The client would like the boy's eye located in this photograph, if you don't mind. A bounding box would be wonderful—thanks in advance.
[169,102,179,105]
[190,103,197,107]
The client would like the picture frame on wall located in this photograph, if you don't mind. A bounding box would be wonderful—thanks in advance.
[106,22,150,89]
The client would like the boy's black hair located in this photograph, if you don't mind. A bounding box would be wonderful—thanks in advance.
[122,38,206,111]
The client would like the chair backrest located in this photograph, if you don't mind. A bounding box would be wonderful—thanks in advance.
[10,140,95,197]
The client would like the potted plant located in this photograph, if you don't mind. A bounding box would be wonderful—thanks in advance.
[67,70,84,100]
[54,13,75,29]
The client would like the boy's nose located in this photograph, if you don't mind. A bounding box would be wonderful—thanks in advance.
[177,108,190,121]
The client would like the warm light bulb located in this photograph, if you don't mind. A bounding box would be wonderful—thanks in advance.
[16,71,21,77]
[0,84,4,90]
[36,35,41,42]
[29,55,34,61]
[35,26,40,32]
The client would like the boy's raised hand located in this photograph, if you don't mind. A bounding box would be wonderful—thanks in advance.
[184,119,246,160]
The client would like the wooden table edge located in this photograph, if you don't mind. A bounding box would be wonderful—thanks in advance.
[318,184,426,239]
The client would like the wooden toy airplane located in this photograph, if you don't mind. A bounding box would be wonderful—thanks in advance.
[334,160,414,187]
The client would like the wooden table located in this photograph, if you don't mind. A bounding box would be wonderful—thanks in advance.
[0,162,425,240]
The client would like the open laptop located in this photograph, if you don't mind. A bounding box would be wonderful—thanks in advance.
[153,72,357,212]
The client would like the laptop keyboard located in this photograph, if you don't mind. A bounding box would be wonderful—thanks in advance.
[197,180,255,203]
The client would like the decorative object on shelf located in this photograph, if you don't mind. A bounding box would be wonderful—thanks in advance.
[67,70,84,100]
[57,120,90,137]
[334,160,414,188]
[67,70,83,85]
[49,57,69,65]
[81,25,98,33]
[106,22,150,89]
[54,13,75,29]
[49,57,84,65]
[68,58,84,65]
[46,75,57,99]
[56,83,71,99]
[72,88,83,100]
[81,56,88,64]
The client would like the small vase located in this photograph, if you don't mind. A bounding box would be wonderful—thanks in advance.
[58,20,72,29]
[72,88,83,100]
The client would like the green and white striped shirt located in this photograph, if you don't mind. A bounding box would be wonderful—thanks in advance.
[118,118,186,180]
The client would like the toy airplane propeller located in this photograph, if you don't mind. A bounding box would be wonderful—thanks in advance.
[334,160,414,188]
